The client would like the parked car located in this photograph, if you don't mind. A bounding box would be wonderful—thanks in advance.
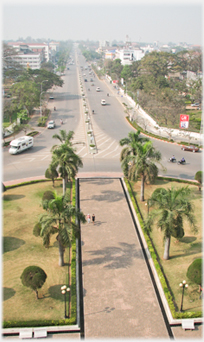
[96,87,100,92]
[49,96,54,100]
[181,145,199,152]
[101,99,106,106]
[47,120,55,129]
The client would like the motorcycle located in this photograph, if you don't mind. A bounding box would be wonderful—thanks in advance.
[168,157,176,163]
[177,160,186,165]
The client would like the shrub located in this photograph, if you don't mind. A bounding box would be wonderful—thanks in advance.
[33,222,42,237]
[195,171,203,191]
[187,259,202,287]
[26,131,39,137]
[38,117,48,127]
[20,266,47,299]
[45,168,58,186]
[42,190,55,201]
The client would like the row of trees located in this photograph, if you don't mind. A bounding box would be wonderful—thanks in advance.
[3,43,71,126]
[103,50,202,128]
[34,130,86,267]
[119,131,198,260]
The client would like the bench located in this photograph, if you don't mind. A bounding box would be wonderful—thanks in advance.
[182,319,195,330]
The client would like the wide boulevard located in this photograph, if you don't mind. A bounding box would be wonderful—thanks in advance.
[3,48,202,182]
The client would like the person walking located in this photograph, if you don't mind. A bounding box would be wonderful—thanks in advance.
[92,214,95,225]
[87,213,91,223]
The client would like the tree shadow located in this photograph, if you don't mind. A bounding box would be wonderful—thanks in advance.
[48,284,65,301]
[170,247,202,260]
[80,179,114,186]
[3,236,25,253]
[3,194,25,201]
[179,236,197,244]
[91,190,124,203]
[3,287,16,301]
[82,242,143,269]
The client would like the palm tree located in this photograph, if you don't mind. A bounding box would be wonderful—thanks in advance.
[51,144,83,195]
[120,130,149,178]
[52,129,84,149]
[145,186,197,260]
[37,192,86,266]
[121,139,164,201]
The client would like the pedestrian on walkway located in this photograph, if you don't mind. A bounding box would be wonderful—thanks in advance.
[92,214,95,224]
[87,213,91,223]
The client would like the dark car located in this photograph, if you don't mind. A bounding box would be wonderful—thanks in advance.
[84,79,88,82]
[181,145,199,152]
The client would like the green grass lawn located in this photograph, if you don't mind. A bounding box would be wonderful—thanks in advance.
[131,178,202,313]
[3,180,72,322]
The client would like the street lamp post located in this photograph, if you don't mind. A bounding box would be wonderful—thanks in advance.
[40,91,45,117]
[179,280,188,312]
[40,80,48,116]
[61,285,70,318]
[41,79,48,93]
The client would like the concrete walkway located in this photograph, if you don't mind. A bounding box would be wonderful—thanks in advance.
[79,178,170,339]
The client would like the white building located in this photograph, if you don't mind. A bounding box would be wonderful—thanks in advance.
[7,42,49,64]
[12,52,42,70]
[115,48,145,65]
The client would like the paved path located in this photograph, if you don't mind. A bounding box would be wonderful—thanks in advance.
[79,178,170,339]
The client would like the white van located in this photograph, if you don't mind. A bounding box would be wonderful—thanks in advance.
[9,136,34,155]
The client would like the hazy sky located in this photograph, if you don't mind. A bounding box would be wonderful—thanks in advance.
[1,0,203,45]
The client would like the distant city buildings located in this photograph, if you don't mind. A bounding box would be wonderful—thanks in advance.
[6,41,59,69]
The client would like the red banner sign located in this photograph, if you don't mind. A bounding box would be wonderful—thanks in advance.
[180,114,189,129]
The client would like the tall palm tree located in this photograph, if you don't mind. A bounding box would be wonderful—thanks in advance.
[145,186,197,260]
[121,139,164,201]
[51,144,83,195]
[52,129,84,150]
[120,130,149,178]
[37,192,86,266]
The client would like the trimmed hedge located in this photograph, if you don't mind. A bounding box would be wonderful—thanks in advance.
[124,177,202,319]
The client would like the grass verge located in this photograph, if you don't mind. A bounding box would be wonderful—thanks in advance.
[3,179,77,328]
[125,177,202,319]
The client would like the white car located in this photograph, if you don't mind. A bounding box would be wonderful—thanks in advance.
[101,99,106,106]
[49,96,54,100]
[96,87,100,92]
[47,120,55,129]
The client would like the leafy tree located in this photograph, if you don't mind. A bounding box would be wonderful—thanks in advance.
[145,186,197,260]
[187,258,202,292]
[17,109,29,124]
[20,266,47,299]
[121,65,133,82]
[10,80,39,115]
[195,171,203,191]
[35,193,86,266]
[45,167,58,187]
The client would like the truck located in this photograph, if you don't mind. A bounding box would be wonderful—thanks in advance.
[9,136,34,155]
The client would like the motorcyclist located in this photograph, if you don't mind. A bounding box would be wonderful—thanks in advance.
[181,157,185,163]
[92,110,94,114]
[171,155,176,162]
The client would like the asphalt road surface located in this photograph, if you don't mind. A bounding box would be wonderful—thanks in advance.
[3,48,202,182]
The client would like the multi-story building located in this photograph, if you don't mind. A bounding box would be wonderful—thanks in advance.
[7,42,49,69]
[115,48,145,65]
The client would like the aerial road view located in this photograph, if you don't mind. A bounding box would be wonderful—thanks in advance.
[2,1,203,340]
